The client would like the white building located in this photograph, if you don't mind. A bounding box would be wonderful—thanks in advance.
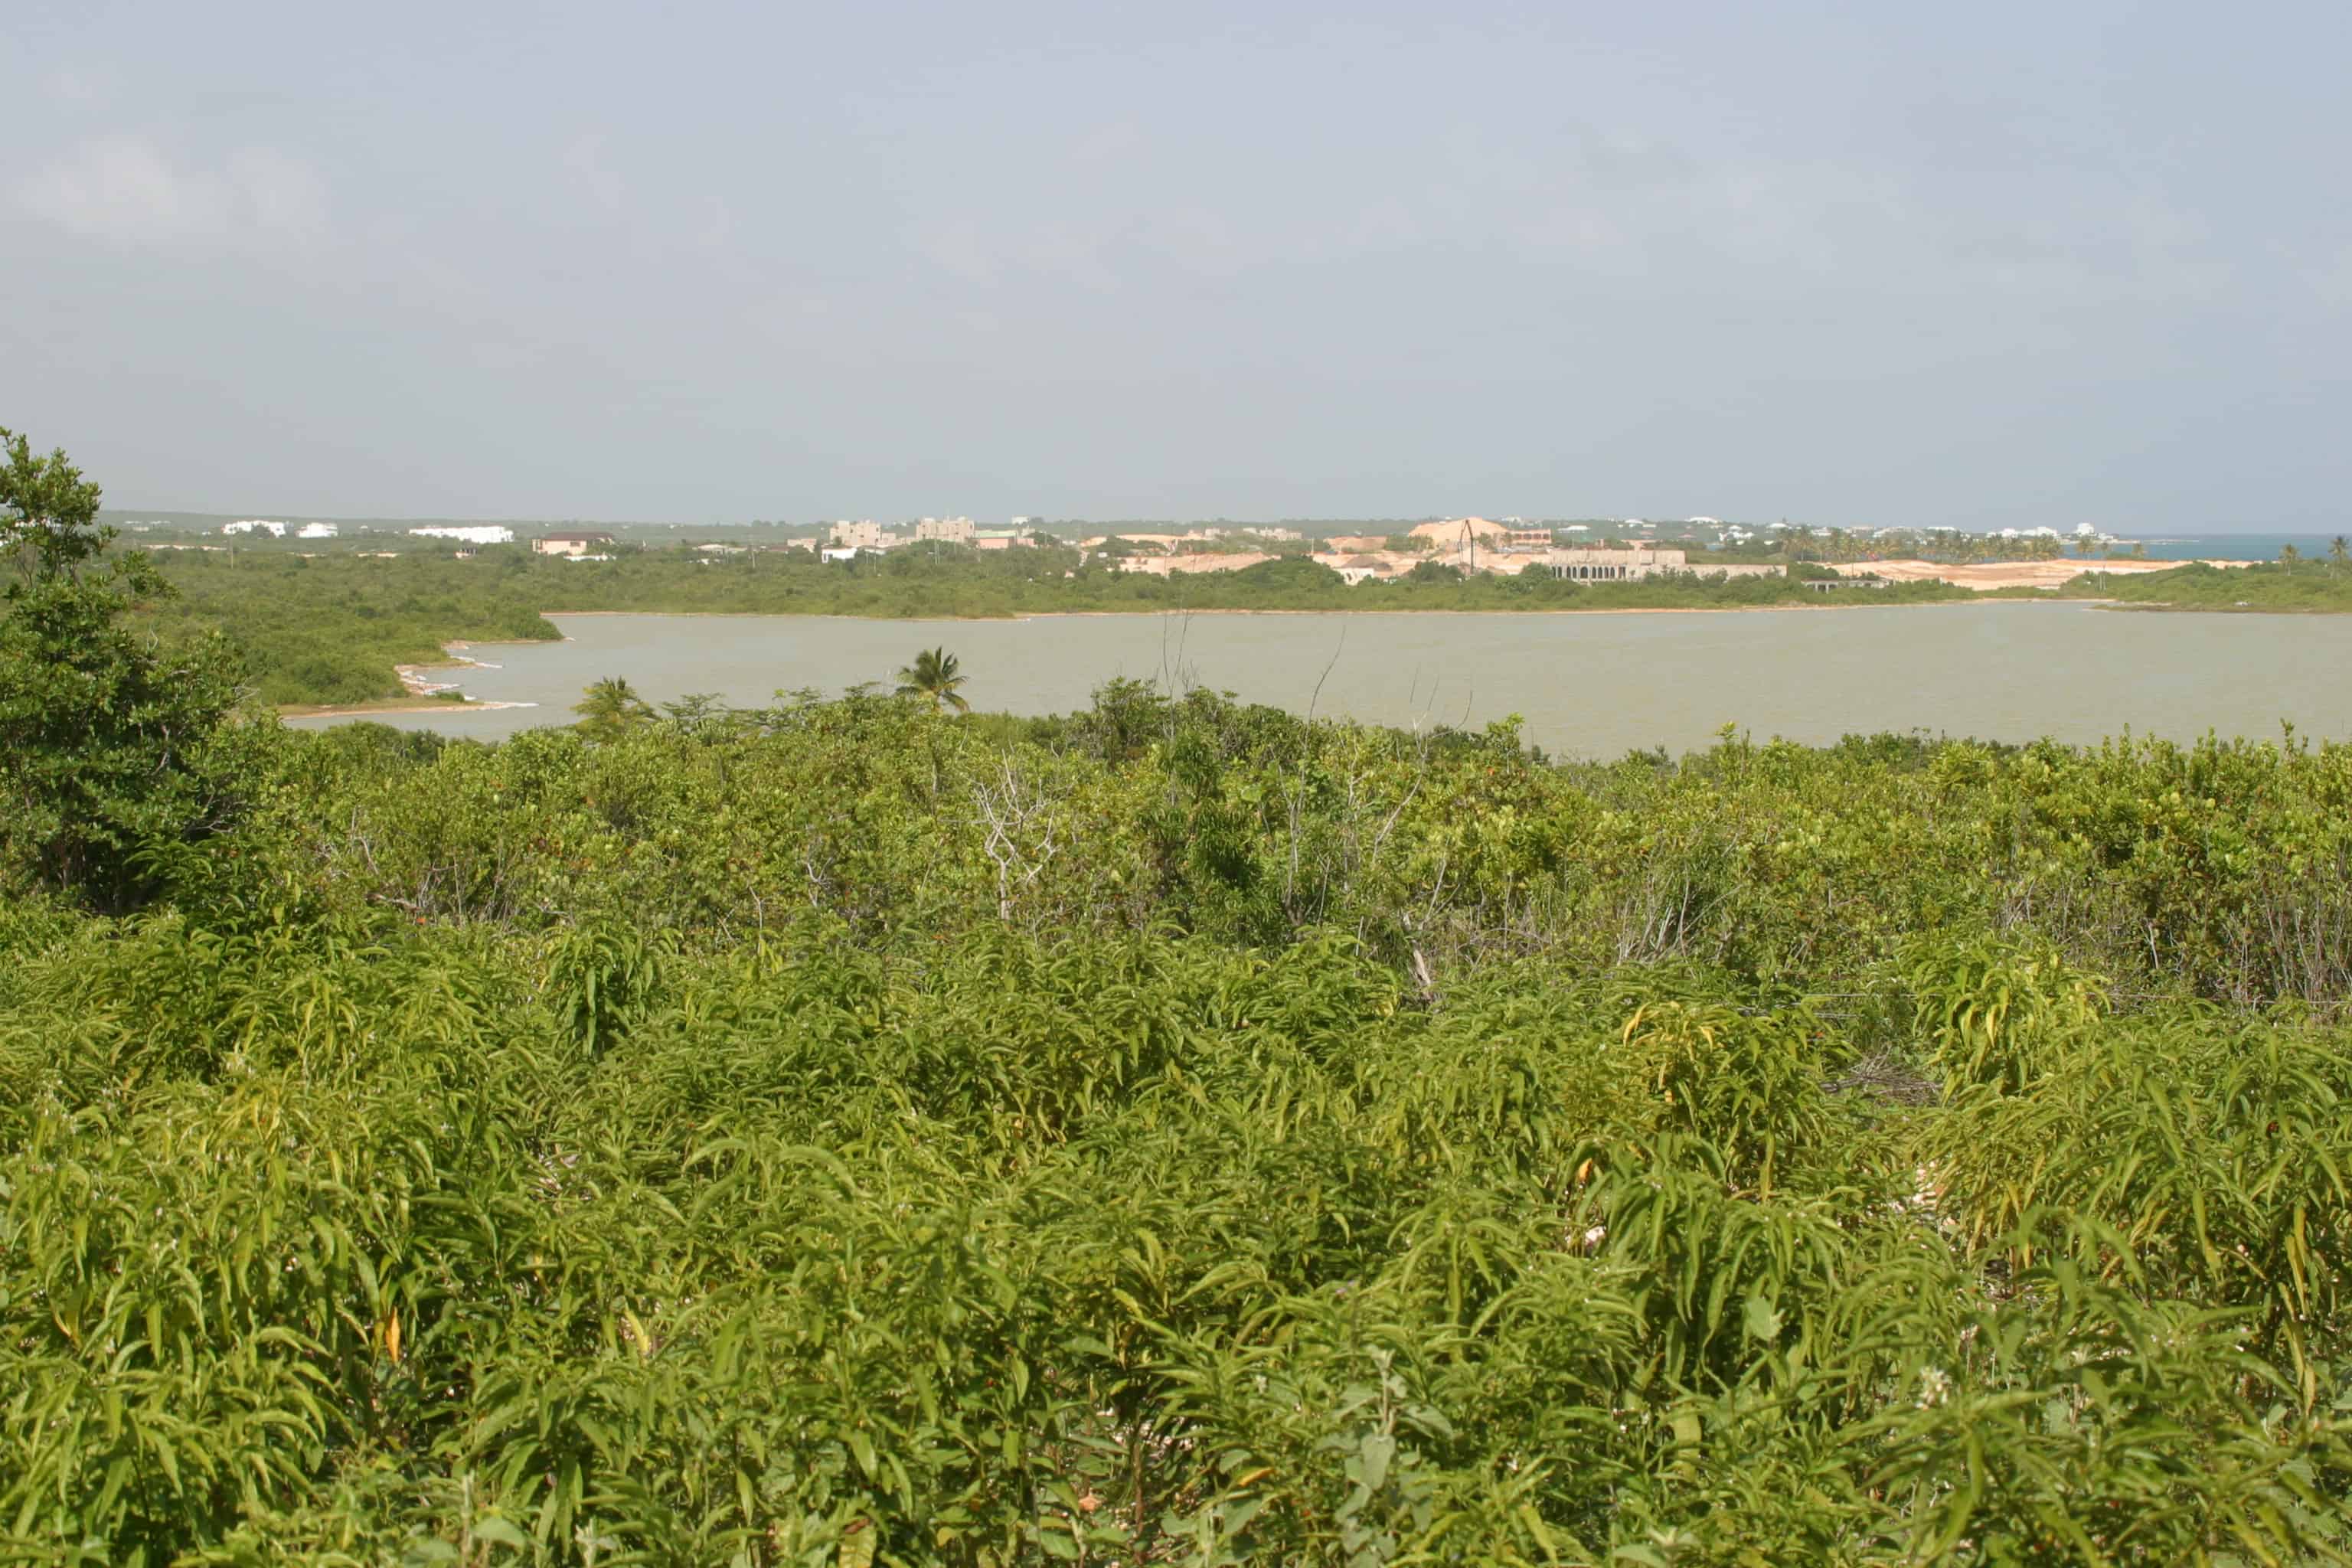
[409,525,514,545]
[296,522,338,540]
[222,519,286,537]
[1331,554,1398,586]
[1547,545,1781,582]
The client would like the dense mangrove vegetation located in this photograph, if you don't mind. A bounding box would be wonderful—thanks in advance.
[2056,551,2352,612]
[9,433,2352,1561]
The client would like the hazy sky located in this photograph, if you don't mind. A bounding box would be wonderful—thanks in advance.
[5,2,2348,529]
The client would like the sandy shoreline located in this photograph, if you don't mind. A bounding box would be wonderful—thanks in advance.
[281,698,541,720]
[278,646,540,720]
[541,599,2029,625]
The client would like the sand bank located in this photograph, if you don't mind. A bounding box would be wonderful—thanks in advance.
[1843,558,2253,591]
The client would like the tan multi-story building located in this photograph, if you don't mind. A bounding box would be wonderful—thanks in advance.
[828,519,887,549]
[532,531,614,557]
[913,516,976,544]
[1111,550,1274,577]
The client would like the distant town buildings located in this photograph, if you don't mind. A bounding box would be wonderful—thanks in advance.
[410,525,515,545]
[533,531,616,557]
[1085,527,1798,586]
[799,518,1039,557]
[221,519,286,537]
[296,522,338,540]
[1273,518,1794,587]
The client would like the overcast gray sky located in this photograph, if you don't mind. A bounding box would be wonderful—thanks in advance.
[5,1,2347,529]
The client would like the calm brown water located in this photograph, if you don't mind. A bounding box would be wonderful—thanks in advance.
[291,604,2352,759]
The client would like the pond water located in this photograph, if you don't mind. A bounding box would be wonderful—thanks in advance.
[292,604,2352,759]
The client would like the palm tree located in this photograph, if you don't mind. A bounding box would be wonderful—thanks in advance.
[2331,534,2349,567]
[573,676,655,737]
[2280,543,2301,567]
[895,646,969,712]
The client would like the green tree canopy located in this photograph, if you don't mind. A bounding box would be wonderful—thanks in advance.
[0,427,245,910]
[895,645,970,711]
[573,675,656,737]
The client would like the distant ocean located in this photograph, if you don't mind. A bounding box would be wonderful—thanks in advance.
[2122,533,2344,561]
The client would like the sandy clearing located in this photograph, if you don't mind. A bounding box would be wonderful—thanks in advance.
[1838,557,2256,591]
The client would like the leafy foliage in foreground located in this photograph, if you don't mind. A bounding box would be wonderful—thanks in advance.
[7,684,2352,1562]
[0,430,251,911]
